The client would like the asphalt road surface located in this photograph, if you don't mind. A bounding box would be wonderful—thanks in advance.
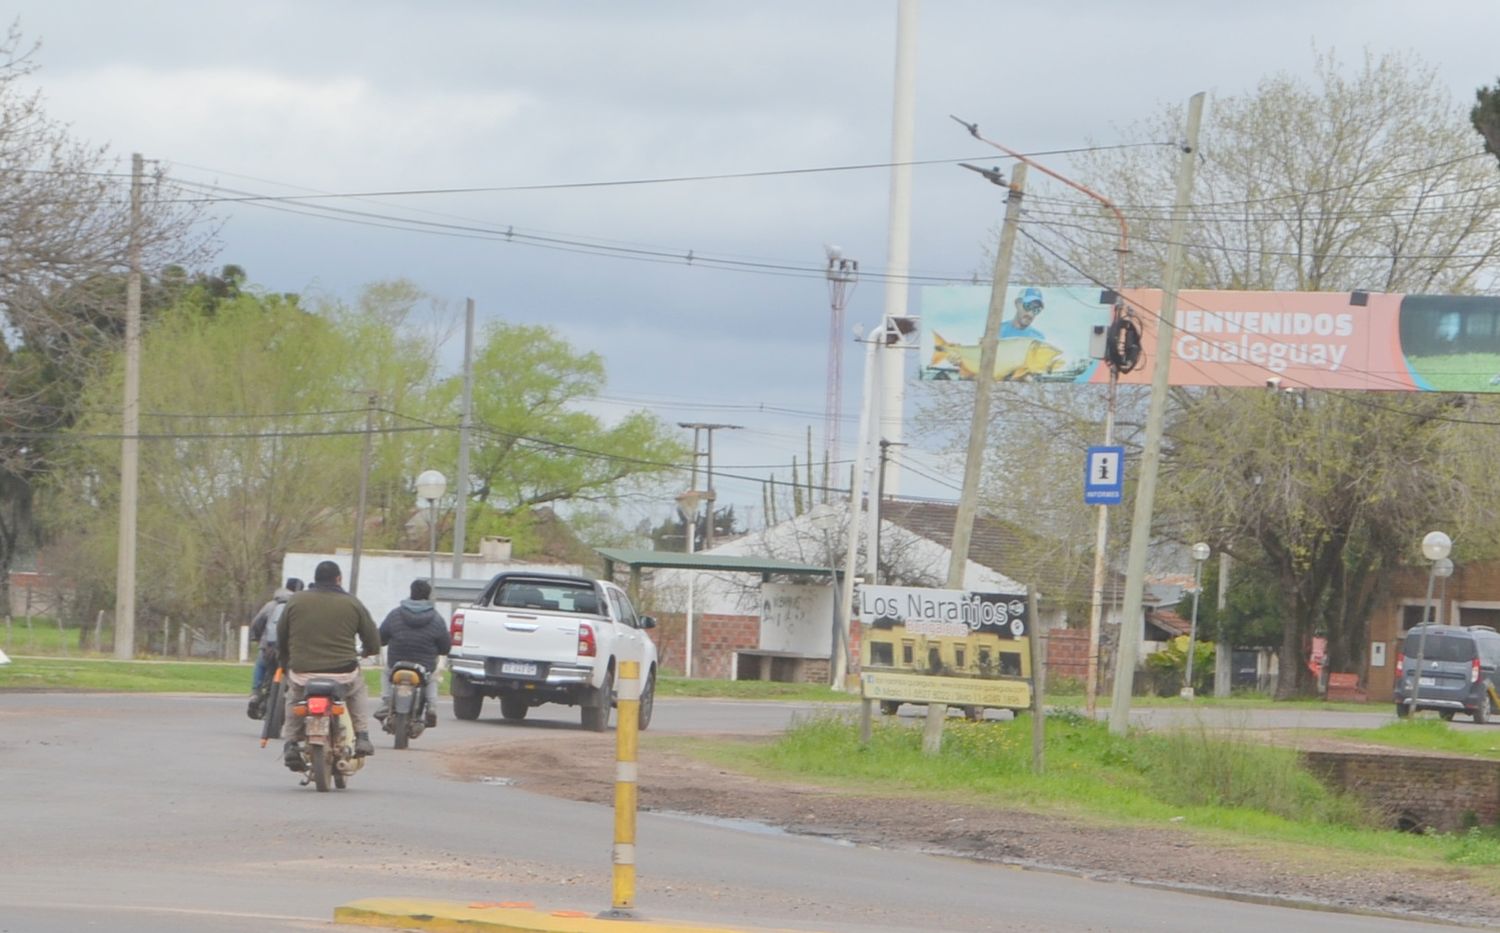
[0,692,1462,933]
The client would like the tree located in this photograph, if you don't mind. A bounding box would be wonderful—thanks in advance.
[0,25,208,613]
[961,50,1500,695]
[433,322,687,549]
[1474,80,1500,158]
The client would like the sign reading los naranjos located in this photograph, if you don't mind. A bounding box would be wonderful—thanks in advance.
[857,584,1033,710]
[921,286,1500,393]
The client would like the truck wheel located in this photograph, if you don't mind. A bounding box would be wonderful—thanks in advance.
[453,692,483,721]
[582,668,613,732]
[500,696,529,721]
[638,669,656,731]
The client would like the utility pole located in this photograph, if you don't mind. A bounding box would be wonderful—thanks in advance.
[1214,551,1232,698]
[875,439,905,584]
[349,390,378,596]
[947,162,1027,590]
[451,298,476,578]
[1109,92,1206,735]
[677,422,740,550]
[824,248,858,466]
[113,152,143,660]
[878,0,919,497]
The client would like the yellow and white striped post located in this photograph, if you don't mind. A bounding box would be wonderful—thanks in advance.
[608,658,641,916]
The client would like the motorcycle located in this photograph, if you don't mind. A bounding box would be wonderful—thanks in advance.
[289,677,363,791]
[382,661,431,750]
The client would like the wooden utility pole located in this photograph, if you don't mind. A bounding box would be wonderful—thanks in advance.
[948,162,1027,589]
[113,153,143,660]
[1109,92,1206,735]
[451,298,476,578]
[349,390,378,595]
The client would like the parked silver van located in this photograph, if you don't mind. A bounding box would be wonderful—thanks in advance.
[1394,624,1500,723]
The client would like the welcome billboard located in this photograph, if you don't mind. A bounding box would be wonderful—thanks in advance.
[920,286,1500,393]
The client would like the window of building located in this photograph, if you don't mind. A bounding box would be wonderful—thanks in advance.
[1402,604,1436,632]
[901,641,914,665]
[1460,606,1500,630]
[954,646,966,669]
[868,642,894,666]
[999,652,1022,676]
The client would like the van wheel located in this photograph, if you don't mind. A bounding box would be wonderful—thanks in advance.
[1439,710,1456,721]
[1395,702,1411,719]
[1476,693,1492,725]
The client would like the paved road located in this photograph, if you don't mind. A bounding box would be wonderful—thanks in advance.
[0,692,1470,932]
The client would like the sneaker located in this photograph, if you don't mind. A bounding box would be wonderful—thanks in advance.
[282,740,306,772]
[354,732,375,757]
[424,709,438,728]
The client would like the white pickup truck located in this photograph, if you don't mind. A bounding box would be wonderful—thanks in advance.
[447,571,658,731]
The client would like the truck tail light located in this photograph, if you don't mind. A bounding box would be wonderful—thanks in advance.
[578,622,597,658]
[1474,657,1482,684]
[451,612,465,647]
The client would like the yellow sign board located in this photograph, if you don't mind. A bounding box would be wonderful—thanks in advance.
[860,671,1031,708]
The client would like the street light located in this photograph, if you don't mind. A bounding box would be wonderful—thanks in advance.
[1406,531,1453,715]
[1181,542,1211,700]
[1435,557,1455,625]
[416,469,447,582]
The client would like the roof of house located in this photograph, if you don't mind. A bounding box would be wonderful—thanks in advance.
[878,499,1129,606]
[1146,608,1192,639]
[596,548,836,577]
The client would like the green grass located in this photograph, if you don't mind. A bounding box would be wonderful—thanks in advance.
[656,676,856,702]
[0,618,92,656]
[1046,690,1377,713]
[0,657,385,695]
[695,710,1500,868]
[1329,718,1500,759]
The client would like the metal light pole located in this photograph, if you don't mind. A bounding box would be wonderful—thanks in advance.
[416,470,447,581]
[1181,542,1210,700]
[1406,531,1453,715]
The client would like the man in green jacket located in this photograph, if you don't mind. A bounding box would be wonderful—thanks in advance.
[278,559,381,769]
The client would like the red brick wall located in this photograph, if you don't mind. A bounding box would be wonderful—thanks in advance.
[650,611,760,679]
[1303,750,1500,832]
[1368,559,1500,699]
[1046,628,1089,681]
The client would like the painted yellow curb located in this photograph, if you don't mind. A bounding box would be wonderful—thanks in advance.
[335,897,813,933]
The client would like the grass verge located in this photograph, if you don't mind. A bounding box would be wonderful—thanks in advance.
[693,710,1500,869]
[0,657,384,695]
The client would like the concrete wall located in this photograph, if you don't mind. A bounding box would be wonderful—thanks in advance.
[1303,749,1500,832]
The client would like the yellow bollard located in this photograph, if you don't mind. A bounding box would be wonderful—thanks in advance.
[605,659,641,917]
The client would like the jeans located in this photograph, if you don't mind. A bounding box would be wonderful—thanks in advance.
[280,669,370,742]
[380,664,439,709]
[251,647,275,692]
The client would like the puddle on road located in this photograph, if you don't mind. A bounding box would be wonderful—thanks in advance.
[651,810,854,847]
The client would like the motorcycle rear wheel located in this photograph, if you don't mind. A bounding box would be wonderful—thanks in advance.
[310,745,331,792]
[393,711,411,750]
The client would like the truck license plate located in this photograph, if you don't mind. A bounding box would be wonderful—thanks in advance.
[1419,677,1436,686]
[502,661,539,677]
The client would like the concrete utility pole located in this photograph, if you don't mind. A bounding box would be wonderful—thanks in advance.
[451,298,476,578]
[1109,92,1206,735]
[677,423,740,550]
[878,0,919,497]
[835,324,883,691]
[947,162,1028,590]
[1214,551,1232,697]
[349,390,378,596]
[113,152,144,660]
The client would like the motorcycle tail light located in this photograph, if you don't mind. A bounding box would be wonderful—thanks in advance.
[451,612,465,647]
[291,702,308,718]
[577,622,597,658]
[392,669,421,686]
[330,702,346,716]
[307,696,331,716]
[1473,658,1482,684]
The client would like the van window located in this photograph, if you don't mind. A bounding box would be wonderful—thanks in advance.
[1402,631,1476,663]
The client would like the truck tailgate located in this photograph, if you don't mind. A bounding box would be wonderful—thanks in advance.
[463,609,584,667]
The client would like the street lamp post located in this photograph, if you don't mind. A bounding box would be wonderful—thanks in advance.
[1407,531,1453,715]
[416,469,447,582]
[1181,542,1211,700]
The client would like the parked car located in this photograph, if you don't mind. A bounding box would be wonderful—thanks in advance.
[1394,624,1500,723]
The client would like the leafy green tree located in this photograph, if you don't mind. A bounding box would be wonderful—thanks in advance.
[432,322,687,551]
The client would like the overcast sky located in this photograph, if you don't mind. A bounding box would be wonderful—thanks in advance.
[11,1,1499,529]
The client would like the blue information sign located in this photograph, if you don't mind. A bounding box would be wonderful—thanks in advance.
[1084,445,1124,505]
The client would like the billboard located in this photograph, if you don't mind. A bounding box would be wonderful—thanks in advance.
[857,584,1033,709]
[920,286,1500,393]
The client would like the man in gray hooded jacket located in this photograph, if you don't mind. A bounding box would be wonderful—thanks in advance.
[374,578,451,727]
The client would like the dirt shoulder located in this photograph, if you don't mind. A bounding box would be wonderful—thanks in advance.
[445,729,1500,929]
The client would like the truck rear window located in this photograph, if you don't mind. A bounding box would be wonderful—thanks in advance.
[1402,631,1476,663]
[493,581,602,615]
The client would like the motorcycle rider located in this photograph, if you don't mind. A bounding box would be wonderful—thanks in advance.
[277,560,380,770]
[248,577,303,715]
[374,578,452,728]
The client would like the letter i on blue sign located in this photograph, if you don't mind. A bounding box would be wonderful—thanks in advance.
[1084,446,1124,506]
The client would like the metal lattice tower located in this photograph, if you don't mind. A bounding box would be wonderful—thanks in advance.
[823,246,858,465]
